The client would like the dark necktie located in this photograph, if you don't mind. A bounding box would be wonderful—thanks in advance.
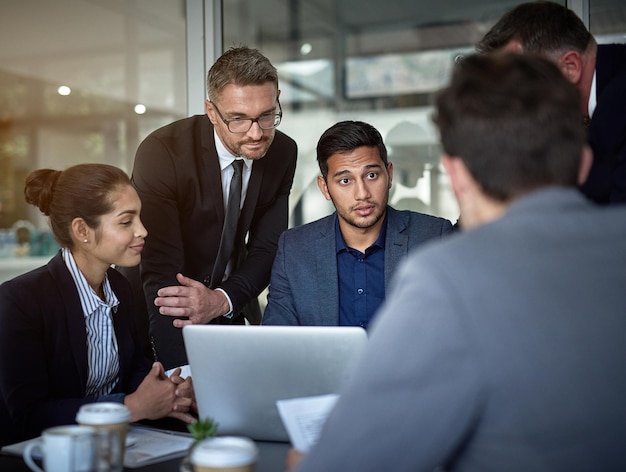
[210,159,244,287]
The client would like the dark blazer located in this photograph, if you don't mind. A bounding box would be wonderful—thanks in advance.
[131,114,298,369]
[582,43,626,204]
[0,252,148,447]
[262,206,453,326]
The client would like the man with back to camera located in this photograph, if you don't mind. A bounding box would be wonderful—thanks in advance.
[476,0,626,204]
[288,54,626,471]
[129,46,297,371]
[262,120,453,329]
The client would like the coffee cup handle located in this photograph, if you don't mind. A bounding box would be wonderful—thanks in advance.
[23,441,44,472]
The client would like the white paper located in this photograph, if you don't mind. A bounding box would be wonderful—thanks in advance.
[276,394,338,453]
[123,425,193,468]
[165,364,191,379]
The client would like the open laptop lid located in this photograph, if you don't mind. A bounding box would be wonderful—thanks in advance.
[183,325,367,442]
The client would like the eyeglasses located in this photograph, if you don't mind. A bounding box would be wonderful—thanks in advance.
[211,100,282,133]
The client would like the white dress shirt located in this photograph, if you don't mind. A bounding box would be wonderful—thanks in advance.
[62,247,120,397]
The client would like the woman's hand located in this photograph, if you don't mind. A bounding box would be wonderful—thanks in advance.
[124,362,195,423]
[167,367,197,423]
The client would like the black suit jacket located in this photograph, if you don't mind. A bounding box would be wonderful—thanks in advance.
[132,114,298,369]
[582,43,626,204]
[0,252,148,447]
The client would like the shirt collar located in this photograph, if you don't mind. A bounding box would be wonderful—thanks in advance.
[213,130,253,172]
[588,69,597,118]
[61,247,120,316]
[334,212,388,255]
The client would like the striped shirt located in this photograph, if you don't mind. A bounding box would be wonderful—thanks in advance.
[62,248,120,397]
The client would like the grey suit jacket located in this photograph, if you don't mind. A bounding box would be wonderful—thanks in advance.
[262,206,453,325]
[297,188,626,472]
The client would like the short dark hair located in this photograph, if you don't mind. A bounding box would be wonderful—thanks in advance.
[24,163,131,249]
[316,121,388,179]
[433,53,585,202]
[207,46,278,102]
[476,1,593,57]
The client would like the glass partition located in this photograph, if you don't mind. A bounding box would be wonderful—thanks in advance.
[1,0,625,281]
[223,0,625,228]
[222,0,531,227]
[590,0,626,41]
[0,0,187,278]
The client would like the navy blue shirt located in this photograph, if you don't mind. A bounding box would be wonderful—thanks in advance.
[336,216,387,328]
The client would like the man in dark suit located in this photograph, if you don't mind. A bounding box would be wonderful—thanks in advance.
[263,120,453,328]
[288,54,626,472]
[130,46,297,370]
[476,0,626,205]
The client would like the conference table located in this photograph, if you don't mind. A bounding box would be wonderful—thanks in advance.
[0,440,290,471]
[1,418,291,472]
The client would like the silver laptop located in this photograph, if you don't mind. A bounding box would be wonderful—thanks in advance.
[183,325,367,442]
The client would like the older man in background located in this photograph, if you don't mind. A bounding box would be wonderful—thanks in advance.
[476,0,626,204]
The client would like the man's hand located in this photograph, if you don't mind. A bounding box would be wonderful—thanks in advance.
[286,448,305,471]
[154,273,231,327]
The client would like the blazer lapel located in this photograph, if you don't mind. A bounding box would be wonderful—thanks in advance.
[384,207,409,290]
[315,216,340,325]
[48,254,90,391]
[201,118,227,225]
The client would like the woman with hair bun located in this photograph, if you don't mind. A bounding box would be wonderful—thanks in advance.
[0,163,196,447]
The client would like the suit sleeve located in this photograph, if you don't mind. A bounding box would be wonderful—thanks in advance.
[608,87,626,204]
[584,68,626,204]
[131,134,189,368]
[0,282,93,441]
[132,134,186,302]
[262,231,299,325]
[296,253,484,472]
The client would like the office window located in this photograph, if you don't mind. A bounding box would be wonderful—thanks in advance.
[2,0,624,279]
[223,0,531,227]
[590,0,626,40]
[223,0,626,228]
[0,0,187,278]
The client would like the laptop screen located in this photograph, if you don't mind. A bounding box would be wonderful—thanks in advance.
[183,325,367,442]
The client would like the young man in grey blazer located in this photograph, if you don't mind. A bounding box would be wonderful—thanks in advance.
[289,54,626,471]
[263,120,453,328]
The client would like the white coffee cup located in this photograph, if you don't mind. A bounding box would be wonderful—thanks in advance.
[191,436,258,472]
[23,425,97,472]
[75,402,131,472]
